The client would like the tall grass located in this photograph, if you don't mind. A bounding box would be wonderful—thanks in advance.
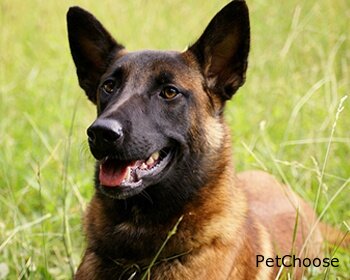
[0,0,349,279]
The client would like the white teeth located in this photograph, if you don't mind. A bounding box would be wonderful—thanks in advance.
[140,163,148,169]
[145,151,159,166]
[125,167,131,181]
[151,151,160,161]
[146,156,154,166]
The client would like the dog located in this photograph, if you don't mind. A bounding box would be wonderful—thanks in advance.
[67,1,342,279]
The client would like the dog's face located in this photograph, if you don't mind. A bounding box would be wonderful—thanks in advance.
[87,50,203,199]
[67,1,250,200]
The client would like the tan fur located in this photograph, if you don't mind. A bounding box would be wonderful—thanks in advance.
[319,222,350,249]
[239,171,323,256]
[238,171,324,278]
[203,116,225,151]
[254,223,274,280]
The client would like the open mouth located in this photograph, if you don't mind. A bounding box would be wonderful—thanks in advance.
[98,148,173,197]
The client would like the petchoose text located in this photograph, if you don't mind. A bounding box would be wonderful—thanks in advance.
[256,255,339,268]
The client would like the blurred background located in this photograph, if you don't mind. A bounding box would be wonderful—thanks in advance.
[0,0,349,279]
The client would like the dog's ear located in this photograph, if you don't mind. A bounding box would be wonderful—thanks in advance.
[67,7,124,103]
[186,0,250,102]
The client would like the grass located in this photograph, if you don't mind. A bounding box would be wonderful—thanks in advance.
[0,0,349,279]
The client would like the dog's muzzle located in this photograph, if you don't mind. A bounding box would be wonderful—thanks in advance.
[87,118,124,159]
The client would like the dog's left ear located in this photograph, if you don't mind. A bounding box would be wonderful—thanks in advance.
[186,0,250,102]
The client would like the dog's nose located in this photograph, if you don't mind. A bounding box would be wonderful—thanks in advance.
[87,119,124,146]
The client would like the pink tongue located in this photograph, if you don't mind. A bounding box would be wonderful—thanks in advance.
[99,164,128,187]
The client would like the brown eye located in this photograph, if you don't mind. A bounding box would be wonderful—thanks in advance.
[160,86,179,100]
[101,80,115,94]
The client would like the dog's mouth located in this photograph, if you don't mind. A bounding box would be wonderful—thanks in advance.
[98,148,173,198]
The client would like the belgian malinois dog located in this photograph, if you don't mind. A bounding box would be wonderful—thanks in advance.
[67,1,333,279]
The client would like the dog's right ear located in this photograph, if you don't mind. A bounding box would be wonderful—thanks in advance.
[67,7,124,103]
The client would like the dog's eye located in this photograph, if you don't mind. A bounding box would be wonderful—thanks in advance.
[160,86,179,100]
[101,80,115,94]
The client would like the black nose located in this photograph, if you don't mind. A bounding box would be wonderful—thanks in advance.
[87,118,124,146]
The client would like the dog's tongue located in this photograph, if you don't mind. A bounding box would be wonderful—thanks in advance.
[99,159,130,187]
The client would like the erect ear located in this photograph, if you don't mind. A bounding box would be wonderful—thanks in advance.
[186,0,250,102]
[67,7,124,103]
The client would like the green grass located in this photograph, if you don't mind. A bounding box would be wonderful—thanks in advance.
[0,0,349,279]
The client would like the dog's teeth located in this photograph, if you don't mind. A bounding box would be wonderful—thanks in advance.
[140,163,148,169]
[151,151,160,161]
[146,157,154,165]
[125,167,131,181]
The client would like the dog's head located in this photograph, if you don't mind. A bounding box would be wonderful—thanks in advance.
[67,1,250,200]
